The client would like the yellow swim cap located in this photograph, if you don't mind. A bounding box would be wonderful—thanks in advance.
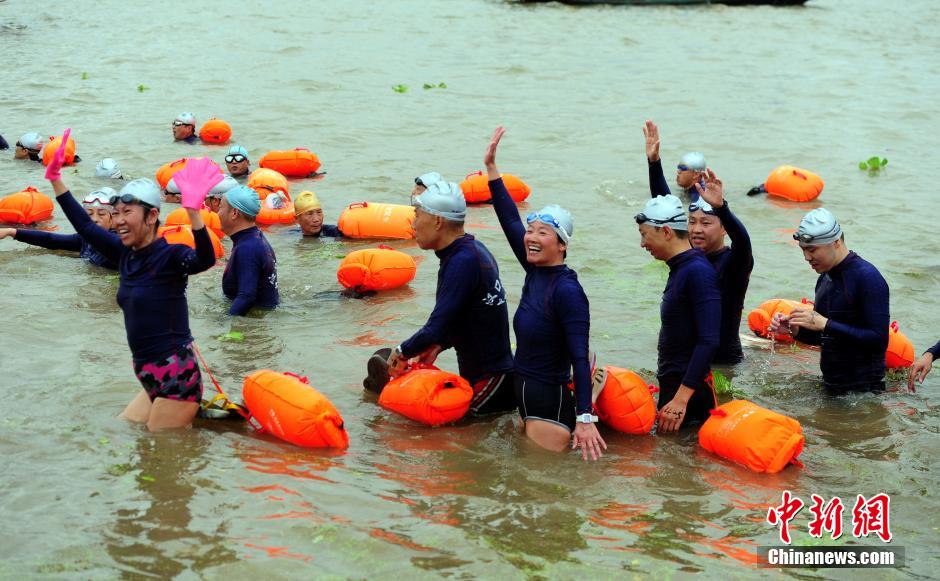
[294,190,322,216]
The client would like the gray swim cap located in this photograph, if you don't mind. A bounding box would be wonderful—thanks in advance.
[95,158,122,179]
[794,208,842,245]
[635,194,688,231]
[119,178,162,210]
[412,180,466,222]
[679,152,706,171]
[527,204,573,245]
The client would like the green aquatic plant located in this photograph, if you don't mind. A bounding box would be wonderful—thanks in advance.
[81,72,88,80]
[712,370,747,399]
[392,84,408,93]
[217,331,245,342]
[137,84,148,93]
[423,82,447,90]
[859,156,888,172]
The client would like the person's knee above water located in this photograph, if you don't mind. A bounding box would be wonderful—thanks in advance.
[643,120,706,200]
[294,190,342,238]
[769,208,890,393]
[14,132,44,161]
[172,112,198,143]
[412,171,442,197]
[95,158,123,180]
[218,185,279,316]
[687,170,753,365]
[381,180,515,415]
[636,194,721,432]
[225,145,251,179]
[0,187,119,269]
[206,175,238,213]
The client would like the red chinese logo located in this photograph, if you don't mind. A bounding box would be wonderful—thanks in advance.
[766,492,893,544]
[766,490,804,544]
[807,494,844,539]
[852,493,892,543]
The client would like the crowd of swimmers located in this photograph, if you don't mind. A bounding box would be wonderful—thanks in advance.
[1,117,938,461]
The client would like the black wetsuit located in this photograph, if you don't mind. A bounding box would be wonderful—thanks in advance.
[0,134,8,150]
[927,340,940,360]
[795,252,889,392]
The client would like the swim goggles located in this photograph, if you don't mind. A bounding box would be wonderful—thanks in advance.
[15,141,39,152]
[793,221,841,244]
[677,164,691,171]
[108,193,156,209]
[225,154,247,164]
[634,211,686,225]
[82,191,114,207]
[687,201,716,215]
[172,120,193,127]
[525,212,561,229]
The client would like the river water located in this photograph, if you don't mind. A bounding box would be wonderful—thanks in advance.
[1,0,939,577]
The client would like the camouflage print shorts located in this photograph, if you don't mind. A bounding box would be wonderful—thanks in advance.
[133,343,203,403]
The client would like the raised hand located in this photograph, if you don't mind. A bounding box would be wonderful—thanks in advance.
[174,157,223,210]
[44,128,71,182]
[643,120,660,162]
[693,168,725,208]
[484,126,505,179]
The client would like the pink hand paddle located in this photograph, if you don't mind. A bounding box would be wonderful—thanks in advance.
[44,127,71,181]
[173,157,224,210]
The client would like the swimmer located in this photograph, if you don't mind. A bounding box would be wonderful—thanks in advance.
[769,209,890,393]
[14,132,44,161]
[95,158,123,180]
[294,191,342,237]
[172,112,198,144]
[374,180,516,416]
[206,175,238,213]
[484,126,605,460]
[218,185,279,316]
[0,133,8,150]
[643,120,706,200]
[45,128,219,430]
[0,187,119,270]
[636,194,721,432]
[412,171,442,197]
[910,341,940,389]
[225,145,251,179]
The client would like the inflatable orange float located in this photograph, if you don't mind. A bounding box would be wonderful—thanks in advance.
[337,246,416,292]
[378,367,473,426]
[242,370,349,448]
[41,134,77,166]
[698,400,804,474]
[256,195,296,226]
[155,158,189,190]
[247,168,289,200]
[0,187,54,224]
[336,202,415,240]
[259,148,321,178]
[747,298,813,343]
[198,118,232,144]
[460,171,531,203]
[164,207,225,239]
[594,366,657,435]
[157,224,224,259]
[886,321,915,369]
[764,166,824,202]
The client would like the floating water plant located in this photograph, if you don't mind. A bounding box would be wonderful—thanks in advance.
[392,84,408,93]
[137,84,148,93]
[217,331,245,342]
[712,370,747,398]
[423,82,447,90]
[859,156,888,172]
[81,72,88,80]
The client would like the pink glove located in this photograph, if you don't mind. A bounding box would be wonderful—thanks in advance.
[173,157,224,210]
[44,128,71,181]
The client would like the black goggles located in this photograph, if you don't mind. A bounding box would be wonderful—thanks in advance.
[15,141,39,152]
[225,154,247,164]
[109,193,154,209]
[635,211,686,225]
[793,221,840,244]
[688,201,716,215]
[172,121,193,127]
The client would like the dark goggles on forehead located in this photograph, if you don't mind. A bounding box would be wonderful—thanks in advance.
[15,141,39,152]
[225,154,247,164]
[172,120,193,127]
[793,222,840,244]
[688,201,716,215]
[635,212,686,225]
[677,164,691,171]
[109,193,154,209]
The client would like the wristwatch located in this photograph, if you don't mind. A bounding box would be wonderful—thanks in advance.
[576,412,598,424]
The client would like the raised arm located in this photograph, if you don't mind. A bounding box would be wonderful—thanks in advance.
[10,228,83,252]
[644,120,672,198]
[484,126,529,270]
[696,169,753,275]
[171,157,222,274]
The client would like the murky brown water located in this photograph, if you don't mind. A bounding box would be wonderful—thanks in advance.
[1,0,939,577]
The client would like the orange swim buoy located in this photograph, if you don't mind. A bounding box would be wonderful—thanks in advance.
[0,187,54,224]
[259,148,321,178]
[242,369,349,448]
[336,202,415,240]
[746,298,813,343]
[886,321,915,369]
[337,245,416,292]
[198,118,232,144]
[164,207,225,239]
[256,199,297,226]
[157,224,224,259]
[594,366,657,435]
[41,134,77,167]
[764,166,824,202]
[247,168,290,201]
[459,171,531,203]
[378,367,473,426]
[155,158,190,190]
[698,400,805,474]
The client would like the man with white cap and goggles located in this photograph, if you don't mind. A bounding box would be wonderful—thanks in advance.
[225,145,251,179]
[636,194,721,432]
[770,208,890,393]
[95,158,124,180]
[14,132,44,162]
[643,120,706,200]
[368,180,516,416]
[412,171,443,197]
[293,190,342,238]
[172,112,198,143]
[218,185,279,316]
[0,187,119,270]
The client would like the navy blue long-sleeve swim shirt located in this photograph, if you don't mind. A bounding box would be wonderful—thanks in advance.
[489,177,593,413]
[400,234,514,383]
[795,252,889,391]
[58,191,216,362]
[293,224,343,238]
[223,226,279,316]
[14,228,118,270]
[658,248,722,390]
[927,340,940,360]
